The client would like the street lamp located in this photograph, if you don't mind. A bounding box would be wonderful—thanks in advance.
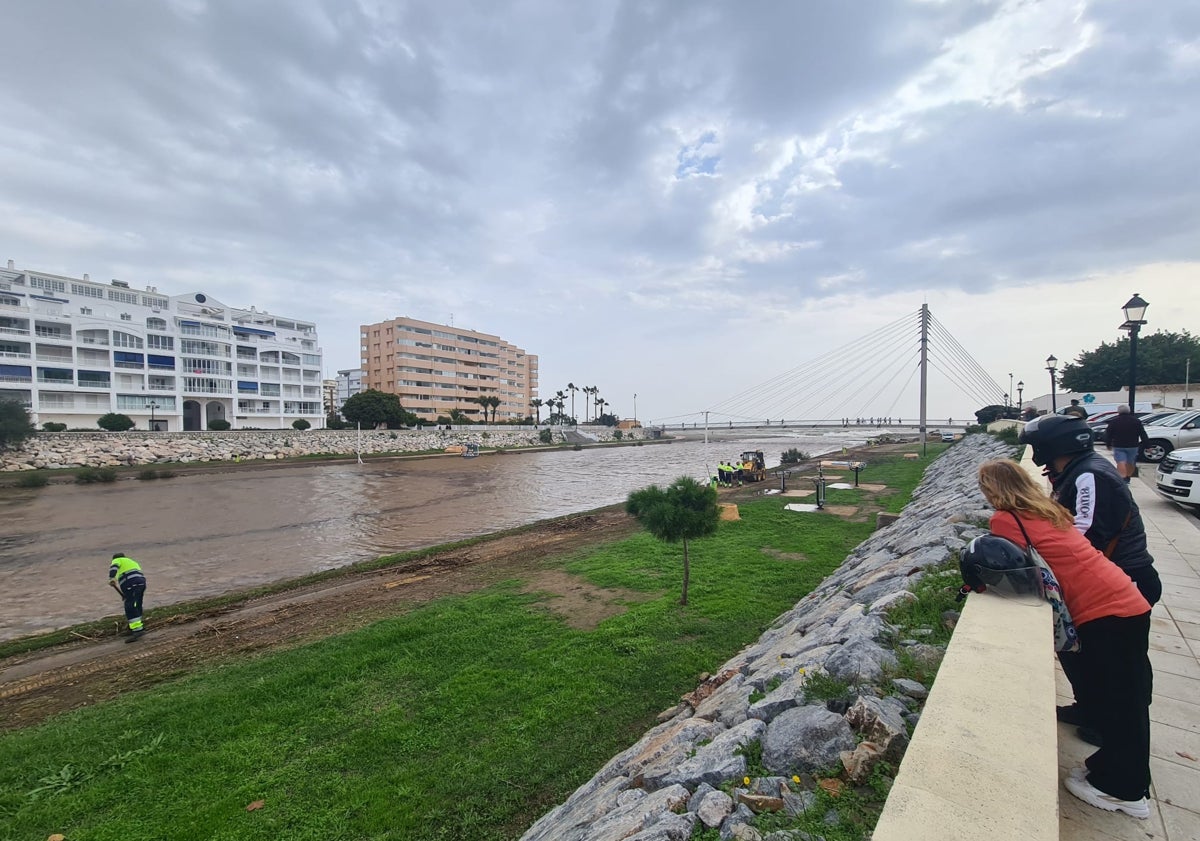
[1008,373,1013,411]
[145,401,159,431]
[1046,355,1058,413]
[1017,380,1024,413]
[1121,293,1149,411]
[633,393,637,422]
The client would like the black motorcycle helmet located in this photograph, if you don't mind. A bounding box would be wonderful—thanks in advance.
[1019,413,1094,467]
[959,535,1044,598]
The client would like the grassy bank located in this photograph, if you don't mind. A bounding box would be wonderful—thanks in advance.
[0,454,934,841]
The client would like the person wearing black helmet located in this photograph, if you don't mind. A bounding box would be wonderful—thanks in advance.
[1018,412,1160,746]
[1018,414,1160,604]
[976,459,1152,819]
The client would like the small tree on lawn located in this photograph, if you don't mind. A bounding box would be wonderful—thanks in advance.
[0,400,35,448]
[626,476,720,606]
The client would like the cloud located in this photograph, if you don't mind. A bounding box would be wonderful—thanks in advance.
[0,0,1197,423]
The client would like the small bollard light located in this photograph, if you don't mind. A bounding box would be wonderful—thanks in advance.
[852,463,865,487]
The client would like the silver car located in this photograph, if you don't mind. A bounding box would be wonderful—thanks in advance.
[1140,410,1200,463]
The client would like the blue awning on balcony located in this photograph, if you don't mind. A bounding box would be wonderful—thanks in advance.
[234,326,276,337]
[238,381,259,391]
[178,319,201,327]
[148,354,175,368]
[114,351,144,364]
[0,364,31,376]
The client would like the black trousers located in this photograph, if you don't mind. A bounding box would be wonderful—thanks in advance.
[1060,564,1159,710]
[1073,613,1153,801]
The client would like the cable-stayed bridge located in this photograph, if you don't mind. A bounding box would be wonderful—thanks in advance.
[653,305,1007,434]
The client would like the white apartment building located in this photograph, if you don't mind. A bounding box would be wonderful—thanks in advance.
[0,261,323,431]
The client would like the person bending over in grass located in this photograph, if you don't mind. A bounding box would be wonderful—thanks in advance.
[976,459,1152,820]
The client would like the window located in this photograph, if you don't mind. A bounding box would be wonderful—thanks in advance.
[71,283,104,299]
[79,306,92,315]
[120,313,132,321]
[147,335,173,350]
[78,370,111,387]
[108,289,138,305]
[112,331,144,349]
[141,295,168,309]
[148,355,175,370]
[1,294,22,307]
[146,317,167,330]
[30,276,66,294]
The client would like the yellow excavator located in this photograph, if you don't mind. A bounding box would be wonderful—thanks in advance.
[737,450,767,482]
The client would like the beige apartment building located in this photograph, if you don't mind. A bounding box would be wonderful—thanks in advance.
[360,316,538,422]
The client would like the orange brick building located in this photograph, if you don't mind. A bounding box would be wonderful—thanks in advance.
[359,316,537,422]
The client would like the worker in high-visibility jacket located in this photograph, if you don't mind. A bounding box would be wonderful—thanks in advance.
[108,552,147,642]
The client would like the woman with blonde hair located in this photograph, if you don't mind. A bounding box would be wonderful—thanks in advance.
[975,459,1152,819]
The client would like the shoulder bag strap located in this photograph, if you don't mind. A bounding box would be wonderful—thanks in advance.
[1009,511,1035,550]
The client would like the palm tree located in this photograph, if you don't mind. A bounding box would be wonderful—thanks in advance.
[594,397,607,422]
[530,398,544,425]
[470,396,489,421]
[487,396,501,423]
[567,383,578,425]
[583,385,596,423]
[554,390,566,425]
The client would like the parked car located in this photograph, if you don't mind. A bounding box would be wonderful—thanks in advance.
[1156,446,1200,509]
[1140,410,1200,463]
[1088,409,1172,443]
[940,431,956,442]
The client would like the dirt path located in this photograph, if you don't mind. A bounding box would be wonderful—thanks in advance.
[0,508,641,730]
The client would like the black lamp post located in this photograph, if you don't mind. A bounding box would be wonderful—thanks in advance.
[1121,293,1149,411]
[1046,355,1058,413]
[146,401,158,431]
[1017,380,1024,413]
[1008,373,1013,411]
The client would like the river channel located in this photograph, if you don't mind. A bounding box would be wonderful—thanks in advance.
[0,430,871,640]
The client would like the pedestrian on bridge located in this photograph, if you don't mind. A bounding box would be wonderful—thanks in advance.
[109,552,147,642]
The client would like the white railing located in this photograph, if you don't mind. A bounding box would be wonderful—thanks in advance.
[36,376,73,385]
[77,381,111,389]
[0,375,33,383]
[0,351,31,359]
[0,326,31,336]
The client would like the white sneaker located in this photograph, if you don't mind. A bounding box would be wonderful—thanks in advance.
[1066,765,1088,783]
[1064,774,1150,819]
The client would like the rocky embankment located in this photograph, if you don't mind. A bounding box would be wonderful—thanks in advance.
[0,427,638,471]
[521,434,1016,841]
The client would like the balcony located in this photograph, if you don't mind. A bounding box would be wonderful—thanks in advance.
[0,350,31,359]
[0,325,31,336]
[78,380,111,389]
[0,374,32,384]
[37,376,74,386]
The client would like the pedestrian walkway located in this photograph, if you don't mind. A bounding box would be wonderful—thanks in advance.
[1058,465,1200,840]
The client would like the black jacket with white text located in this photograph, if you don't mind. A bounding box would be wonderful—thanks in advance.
[1049,451,1154,571]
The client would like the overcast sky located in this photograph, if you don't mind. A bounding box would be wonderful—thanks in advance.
[3,0,1198,423]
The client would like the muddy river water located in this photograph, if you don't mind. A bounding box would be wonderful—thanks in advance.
[0,431,869,640]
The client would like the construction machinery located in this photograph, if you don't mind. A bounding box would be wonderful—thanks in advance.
[737,450,767,482]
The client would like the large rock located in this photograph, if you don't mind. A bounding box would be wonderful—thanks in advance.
[762,705,856,775]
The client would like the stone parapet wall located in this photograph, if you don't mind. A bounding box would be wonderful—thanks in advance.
[0,427,640,471]
[520,434,1016,841]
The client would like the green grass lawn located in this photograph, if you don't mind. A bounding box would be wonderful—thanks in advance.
[0,454,933,841]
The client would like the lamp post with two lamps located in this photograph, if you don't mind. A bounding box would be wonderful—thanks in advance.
[145,401,159,432]
[1046,355,1058,413]
[1017,380,1024,414]
[1120,294,1149,412]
